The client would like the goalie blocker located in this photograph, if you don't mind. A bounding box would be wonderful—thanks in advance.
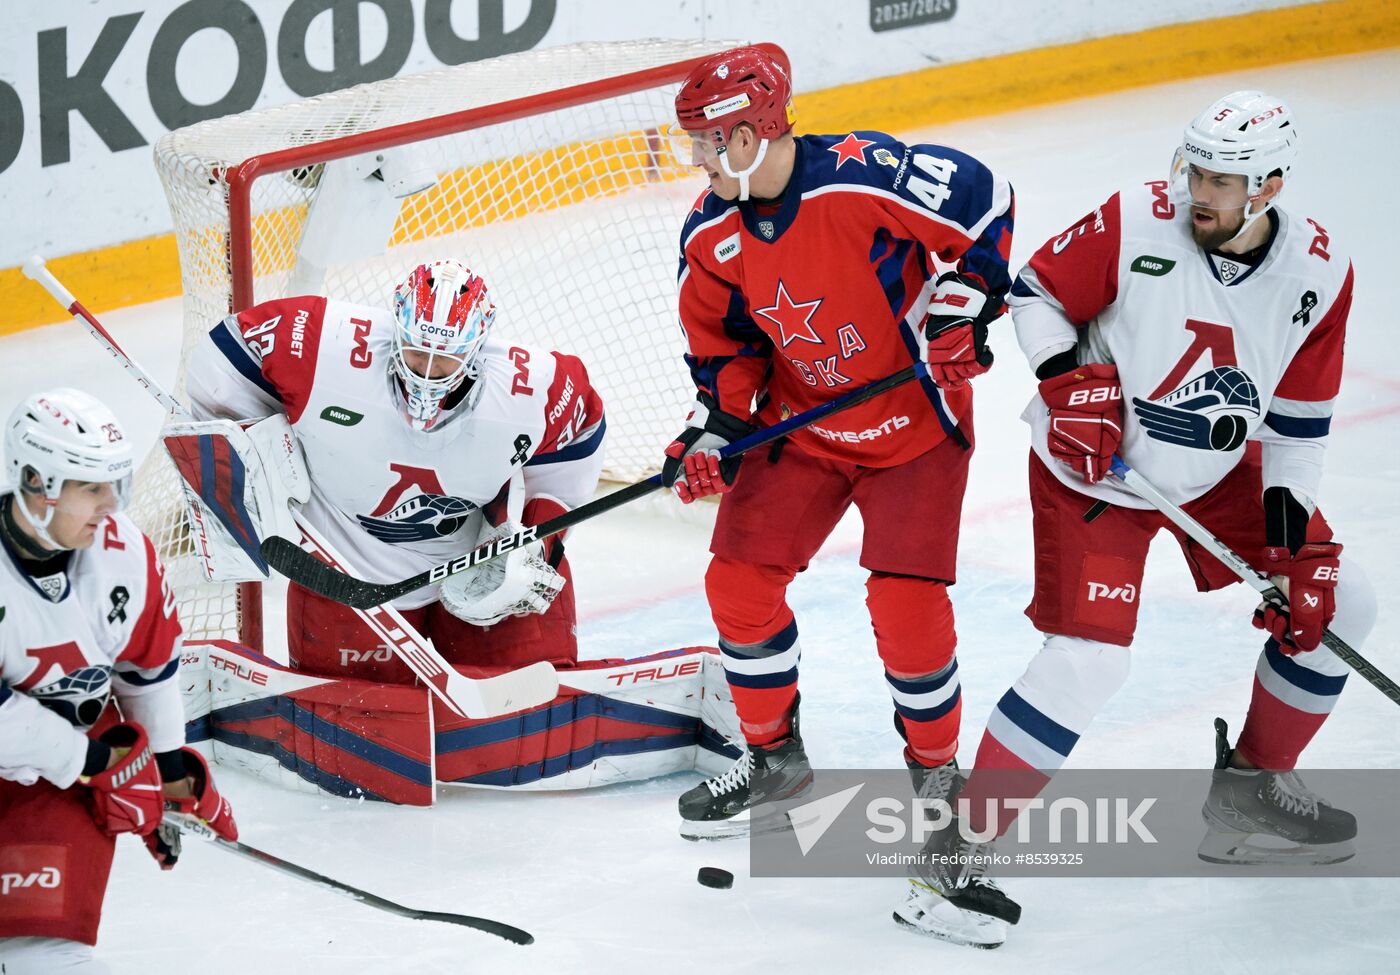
[180,641,742,805]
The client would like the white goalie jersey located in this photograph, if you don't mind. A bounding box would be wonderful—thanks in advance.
[183,296,606,609]
[1009,179,1352,508]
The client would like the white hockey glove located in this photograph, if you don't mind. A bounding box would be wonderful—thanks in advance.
[439,518,566,626]
[162,415,310,582]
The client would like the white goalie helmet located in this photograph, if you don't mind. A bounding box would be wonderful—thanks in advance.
[390,259,496,431]
[1169,90,1298,233]
[3,388,135,547]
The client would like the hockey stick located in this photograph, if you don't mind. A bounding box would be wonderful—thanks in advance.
[1110,456,1400,705]
[163,813,534,944]
[262,360,935,608]
[21,255,558,719]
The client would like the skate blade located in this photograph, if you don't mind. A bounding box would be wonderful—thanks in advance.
[892,885,1007,949]
[1197,829,1356,866]
[679,804,821,842]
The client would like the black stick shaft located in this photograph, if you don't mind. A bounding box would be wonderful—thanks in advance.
[263,363,929,608]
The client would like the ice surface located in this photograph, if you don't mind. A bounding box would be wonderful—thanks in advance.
[3,49,1399,975]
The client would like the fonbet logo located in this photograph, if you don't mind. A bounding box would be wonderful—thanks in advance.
[1087,582,1137,603]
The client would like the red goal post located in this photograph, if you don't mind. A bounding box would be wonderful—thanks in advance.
[136,39,763,653]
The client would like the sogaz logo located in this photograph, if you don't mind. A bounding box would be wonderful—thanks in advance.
[320,405,363,427]
[1130,256,1175,277]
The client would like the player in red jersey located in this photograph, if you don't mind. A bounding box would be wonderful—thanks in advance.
[1,390,236,974]
[657,44,1015,866]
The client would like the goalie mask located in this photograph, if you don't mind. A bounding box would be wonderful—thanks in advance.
[1169,90,1298,242]
[390,259,496,431]
[3,388,134,549]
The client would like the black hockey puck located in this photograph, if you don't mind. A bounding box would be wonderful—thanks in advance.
[697,867,733,889]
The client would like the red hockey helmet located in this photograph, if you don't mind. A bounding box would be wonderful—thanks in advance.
[674,45,795,148]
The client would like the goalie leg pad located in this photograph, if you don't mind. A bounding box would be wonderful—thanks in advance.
[867,573,962,767]
[435,648,741,789]
[181,641,436,806]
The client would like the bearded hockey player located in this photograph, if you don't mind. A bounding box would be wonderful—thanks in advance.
[179,260,738,798]
[656,41,1014,874]
[909,91,1378,948]
[0,390,236,974]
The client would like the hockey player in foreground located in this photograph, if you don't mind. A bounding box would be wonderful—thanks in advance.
[180,259,738,797]
[908,91,1379,947]
[657,40,1015,906]
[0,390,236,974]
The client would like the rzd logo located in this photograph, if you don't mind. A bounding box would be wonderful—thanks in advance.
[339,647,394,666]
[1,867,61,895]
[1087,582,1137,603]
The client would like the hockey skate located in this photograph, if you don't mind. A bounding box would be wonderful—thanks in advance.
[1198,718,1357,866]
[893,756,1021,949]
[678,697,813,841]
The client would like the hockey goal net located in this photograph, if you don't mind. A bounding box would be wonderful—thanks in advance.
[134,39,740,653]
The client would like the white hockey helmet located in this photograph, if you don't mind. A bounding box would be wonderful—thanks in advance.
[3,388,134,547]
[1169,91,1298,231]
[390,259,496,431]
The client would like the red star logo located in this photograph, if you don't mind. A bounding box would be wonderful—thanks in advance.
[691,190,710,215]
[755,281,824,348]
[828,133,875,169]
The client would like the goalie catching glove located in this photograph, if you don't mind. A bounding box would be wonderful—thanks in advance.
[440,492,567,627]
[162,414,310,581]
[661,394,754,504]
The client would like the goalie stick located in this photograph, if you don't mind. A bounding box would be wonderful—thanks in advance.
[262,360,937,609]
[21,255,559,719]
[164,814,534,945]
[1110,456,1400,706]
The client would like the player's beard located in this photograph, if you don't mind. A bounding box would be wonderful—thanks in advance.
[1190,205,1246,250]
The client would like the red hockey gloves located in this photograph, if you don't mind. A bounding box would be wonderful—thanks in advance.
[1253,542,1342,654]
[1038,364,1123,484]
[662,397,754,504]
[166,746,239,841]
[145,746,238,868]
[81,721,164,836]
[921,272,997,387]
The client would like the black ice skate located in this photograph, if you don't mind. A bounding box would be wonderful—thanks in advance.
[678,697,813,841]
[1198,717,1357,866]
[893,755,1021,949]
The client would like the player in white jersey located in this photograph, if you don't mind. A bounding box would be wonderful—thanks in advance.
[894,92,1379,948]
[0,390,236,974]
[183,259,606,680]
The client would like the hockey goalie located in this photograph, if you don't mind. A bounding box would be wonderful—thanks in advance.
[171,259,739,805]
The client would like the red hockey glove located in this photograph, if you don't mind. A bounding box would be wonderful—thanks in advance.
[1253,542,1342,654]
[661,397,754,504]
[81,722,164,836]
[165,746,239,842]
[921,272,997,387]
[1038,364,1123,484]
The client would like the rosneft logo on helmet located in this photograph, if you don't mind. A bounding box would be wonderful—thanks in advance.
[703,93,751,120]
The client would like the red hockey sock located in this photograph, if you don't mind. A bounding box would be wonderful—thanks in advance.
[867,573,961,766]
[706,557,801,746]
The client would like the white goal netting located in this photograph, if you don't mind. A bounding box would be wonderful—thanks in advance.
[135,39,735,650]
